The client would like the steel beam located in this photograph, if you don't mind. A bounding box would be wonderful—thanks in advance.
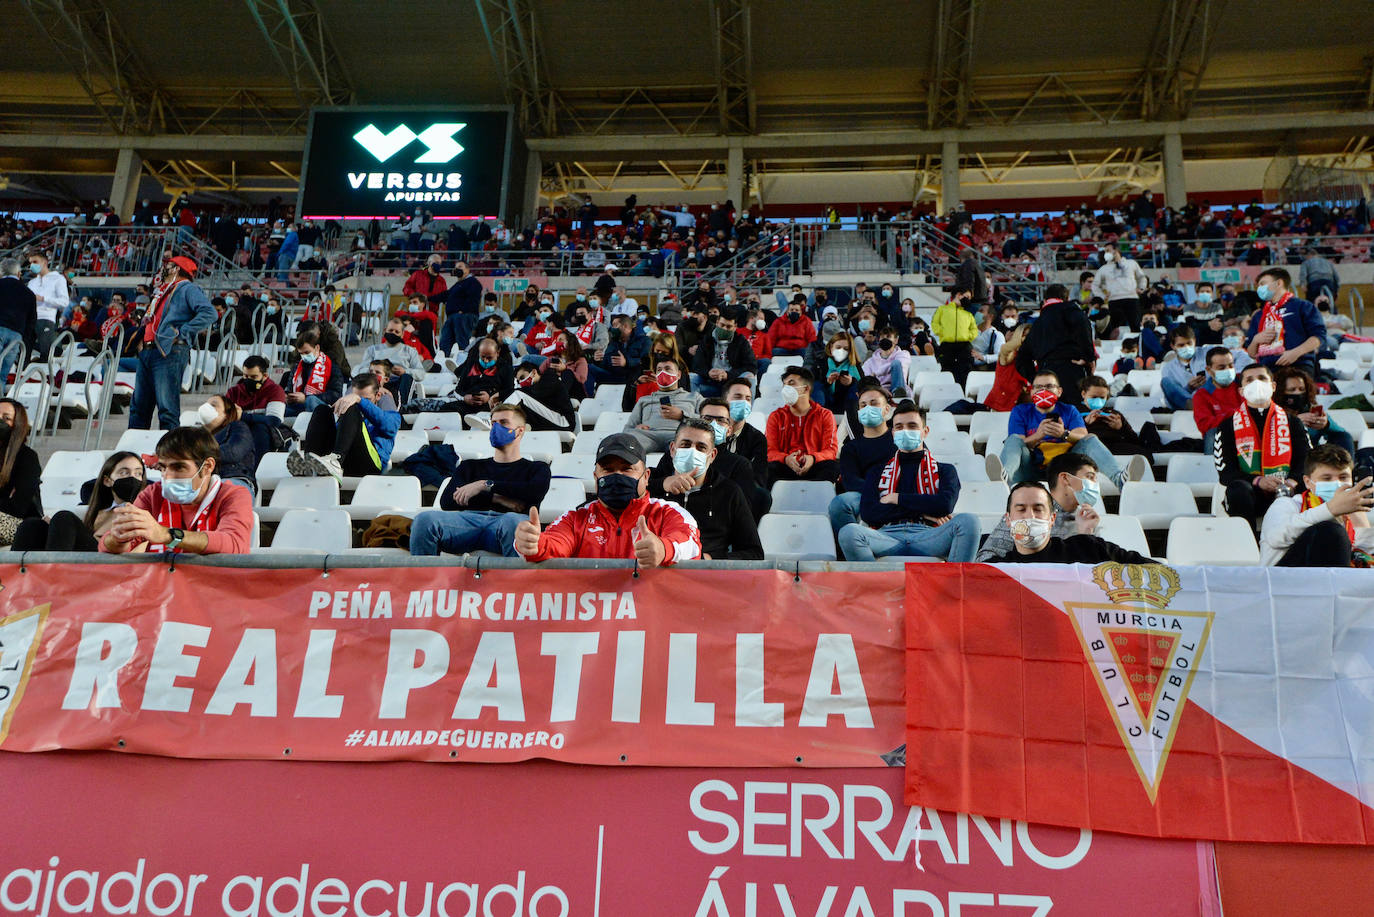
[20,0,184,135]
[1136,0,1228,120]
[242,0,354,108]
[711,0,755,134]
[926,0,979,129]
[474,0,554,135]
[0,134,303,155]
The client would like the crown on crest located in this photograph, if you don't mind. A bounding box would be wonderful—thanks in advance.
[1091,562,1180,608]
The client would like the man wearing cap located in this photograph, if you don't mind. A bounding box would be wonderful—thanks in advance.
[129,256,216,431]
[514,432,702,565]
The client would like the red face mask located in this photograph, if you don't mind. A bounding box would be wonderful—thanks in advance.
[517,374,535,388]
[1032,389,1059,411]
[655,370,678,389]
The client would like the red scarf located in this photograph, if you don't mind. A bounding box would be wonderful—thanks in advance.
[142,278,185,343]
[574,307,605,346]
[878,448,940,497]
[149,477,222,554]
[1256,291,1291,358]
[1233,403,1292,476]
[101,311,126,339]
[291,354,332,396]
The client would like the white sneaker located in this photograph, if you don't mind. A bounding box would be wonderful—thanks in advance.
[984,452,1006,483]
[286,445,317,477]
[317,453,344,481]
[1123,454,1150,483]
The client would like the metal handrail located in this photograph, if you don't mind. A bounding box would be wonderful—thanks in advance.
[338,246,675,280]
[1017,234,1374,271]
[1350,287,1365,336]
[1,225,250,286]
[43,331,76,438]
[0,338,25,400]
[81,335,120,451]
[12,363,52,440]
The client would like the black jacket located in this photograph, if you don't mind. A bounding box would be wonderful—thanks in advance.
[722,423,768,486]
[455,350,514,399]
[649,446,755,500]
[991,534,1151,565]
[445,274,484,317]
[500,367,577,430]
[0,276,37,349]
[1019,300,1094,378]
[691,330,757,379]
[651,461,763,560]
[1213,404,1310,486]
[956,258,988,303]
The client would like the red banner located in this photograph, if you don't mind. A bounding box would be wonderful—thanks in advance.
[0,564,906,767]
[0,752,1221,916]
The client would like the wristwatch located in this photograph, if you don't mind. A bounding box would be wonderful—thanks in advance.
[166,527,185,550]
[485,479,495,490]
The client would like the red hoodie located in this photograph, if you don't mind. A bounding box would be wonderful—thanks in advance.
[526,494,701,564]
[767,314,817,353]
[1193,379,1243,435]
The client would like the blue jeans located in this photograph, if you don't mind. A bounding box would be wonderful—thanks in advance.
[0,327,22,389]
[439,313,477,357]
[1160,376,1191,411]
[410,509,522,557]
[285,394,327,418]
[838,515,981,562]
[827,491,862,534]
[998,434,1127,486]
[690,374,725,398]
[129,341,190,430]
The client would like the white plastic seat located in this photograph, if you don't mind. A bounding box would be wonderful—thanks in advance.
[947,453,989,483]
[389,429,428,466]
[1168,411,1201,439]
[912,370,957,390]
[255,452,292,491]
[1321,359,1359,380]
[964,372,996,400]
[1126,370,1161,396]
[1361,429,1374,449]
[908,355,940,373]
[593,411,631,432]
[1119,481,1200,530]
[428,477,451,507]
[40,476,86,516]
[539,478,588,524]
[757,513,836,561]
[44,449,109,480]
[969,411,1011,445]
[1208,482,1230,516]
[1328,409,1369,435]
[1166,516,1259,566]
[1094,513,1152,558]
[347,475,423,520]
[918,383,965,412]
[550,453,598,492]
[267,508,353,553]
[924,430,974,456]
[114,429,165,455]
[413,412,468,441]
[258,477,340,522]
[1337,341,1374,364]
[953,481,1009,529]
[592,384,625,404]
[1165,454,1220,498]
[441,430,492,457]
[1337,379,1373,398]
[925,411,957,434]
[571,430,611,455]
[521,431,563,463]
[770,480,838,515]
[1112,395,1158,415]
[292,412,313,435]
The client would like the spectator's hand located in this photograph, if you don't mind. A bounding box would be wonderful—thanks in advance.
[709,369,727,381]
[1254,328,1278,346]
[474,390,490,404]
[286,392,305,404]
[837,374,853,387]
[1208,318,1224,332]
[332,393,359,417]
[1275,348,1302,366]
[636,423,652,430]
[1255,475,1281,493]
[1074,503,1101,535]
[1103,411,1123,430]
[924,514,951,526]
[827,371,839,384]
[879,492,900,505]
[663,473,695,495]
[593,350,604,362]
[513,507,542,557]
[1039,418,1065,438]
[451,480,487,507]
[463,394,476,404]
[659,404,683,421]
[1187,373,1205,391]
[798,454,816,474]
[611,353,626,367]
[687,345,698,356]
[1327,479,1374,517]
[636,373,651,385]
[784,453,802,473]
[108,505,166,546]
[632,516,666,567]
[1298,411,1326,429]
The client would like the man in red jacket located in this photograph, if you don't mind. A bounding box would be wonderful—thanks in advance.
[402,254,448,308]
[767,295,817,356]
[1193,346,1243,455]
[766,366,839,484]
[514,433,701,565]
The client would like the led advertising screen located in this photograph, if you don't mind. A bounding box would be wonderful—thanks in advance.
[298,106,513,219]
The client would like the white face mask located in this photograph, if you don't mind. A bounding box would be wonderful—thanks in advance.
[196,403,220,426]
[1102,251,1116,262]
[831,348,849,363]
[1009,517,1053,551]
[780,384,800,406]
[754,319,766,331]
[1242,379,1274,408]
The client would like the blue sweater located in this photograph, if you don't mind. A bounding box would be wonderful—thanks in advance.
[356,398,401,467]
[858,451,961,528]
[837,430,895,492]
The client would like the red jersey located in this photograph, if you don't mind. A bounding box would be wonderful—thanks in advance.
[527,494,701,564]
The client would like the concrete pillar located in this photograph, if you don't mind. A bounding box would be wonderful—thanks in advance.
[522,149,542,222]
[1162,132,1186,210]
[726,143,744,208]
[940,140,960,213]
[109,147,143,221]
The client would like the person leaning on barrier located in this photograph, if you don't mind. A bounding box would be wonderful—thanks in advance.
[101,426,253,556]
[514,432,701,565]
[649,417,762,560]
[15,451,145,552]
[410,403,551,558]
[987,481,1151,564]
[1260,445,1374,567]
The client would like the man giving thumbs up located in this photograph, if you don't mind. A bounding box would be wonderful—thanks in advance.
[514,433,702,565]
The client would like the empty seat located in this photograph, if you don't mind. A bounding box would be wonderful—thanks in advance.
[593,410,631,432]
[925,411,957,434]
[347,475,423,520]
[521,431,563,463]
[292,412,312,435]
[953,481,1009,524]
[918,384,965,412]
[1329,409,1369,435]
[1167,411,1201,439]
[1118,481,1199,530]
[770,480,837,515]
[912,370,958,389]
[267,508,353,553]
[40,477,86,516]
[947,453,990,483]
[1166,516,1259,566]
[924,430,974,456]
[1166,454,1219,498]
[539,478,588,524]
[1112,395,1158,414]
[908,355,940,374]
[1094,513,1153,558]
[114,429,165,455]
[550,453,597,492]
[969,411,1011,445]
[413,412,468,441]
[442,430,493,457]
[44,449,109,480]
[757,513,836,561]
[255,452,292,491]
[258,477,340,522]
[389,430,428,466]
[1336,379,1373,398]
[964,373,996,400]
[1126,370,1161,396]
[571,431,611,455]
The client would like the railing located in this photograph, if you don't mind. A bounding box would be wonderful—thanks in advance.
[1019,234,1374,272]
[81,334,120,451]
[334,246,679,283]
[1,225,252,287]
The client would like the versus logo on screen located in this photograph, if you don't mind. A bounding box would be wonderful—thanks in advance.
[300,108,510,218]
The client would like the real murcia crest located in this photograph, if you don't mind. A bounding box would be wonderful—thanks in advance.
[1065,564,1212,801]
[0,604,48,744]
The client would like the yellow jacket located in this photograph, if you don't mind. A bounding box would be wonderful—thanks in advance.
[932,301,978,343]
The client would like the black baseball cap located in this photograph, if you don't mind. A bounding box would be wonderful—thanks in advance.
[595,433,646,467]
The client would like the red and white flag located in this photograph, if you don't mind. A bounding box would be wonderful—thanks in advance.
[905,563,1374,844]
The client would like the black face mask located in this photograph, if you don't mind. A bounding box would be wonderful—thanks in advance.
[787,312,802,323]
[596,472,641,514]
[243,378,262,391]
[111,476,145,504]
[0,421,10,442]
[383,332,402,345]
[1281,393,1308,412]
